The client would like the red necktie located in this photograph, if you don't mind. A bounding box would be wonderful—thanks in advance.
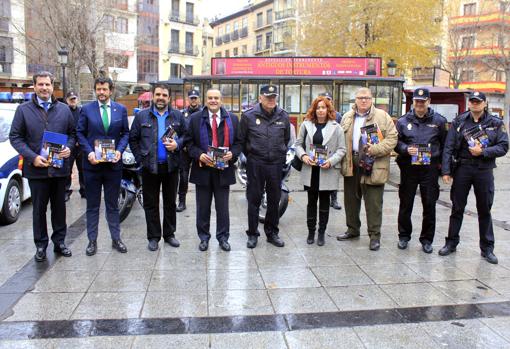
[212,113,219,147]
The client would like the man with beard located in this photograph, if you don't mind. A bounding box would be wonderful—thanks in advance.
[129,83,185,251]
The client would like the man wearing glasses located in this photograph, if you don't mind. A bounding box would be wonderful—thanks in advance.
[336,87,397,251]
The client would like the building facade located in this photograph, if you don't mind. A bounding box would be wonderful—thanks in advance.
[137,0,159,85]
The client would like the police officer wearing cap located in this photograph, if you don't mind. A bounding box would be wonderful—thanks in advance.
[319,92,342,210]
[238,85,291,248]
[177,89,202,212]
[65,91,86,201]
[395,88,447,254]
[440,91,508,264]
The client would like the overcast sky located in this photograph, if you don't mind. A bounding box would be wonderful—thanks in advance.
[201,0,251,20]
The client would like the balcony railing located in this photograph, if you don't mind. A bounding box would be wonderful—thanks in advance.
[0,62,11,74]
[232,30,239,40]
[137,72,158,83]
[215,37,222,46]
[240,27,248,38]
[223,33,231,43]
[253,44,271,54]
[167,43,199,56]
[273,42,293,53]
[168,13,200,26]
[275,8,295,21]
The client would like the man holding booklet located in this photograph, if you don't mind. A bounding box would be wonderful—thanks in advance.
[9,71,76,262]
[77,77,130,256]
[394,88,447,254]
[184,89,241,252]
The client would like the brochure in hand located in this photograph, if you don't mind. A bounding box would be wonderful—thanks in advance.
[308,144,328,166]
[411,143,432,165]
[207,146,229,169]
[94,139,116,162]
[40,131,68,168]
[161,125,176,144]
[463,125,489,148]
[358,123,384,175]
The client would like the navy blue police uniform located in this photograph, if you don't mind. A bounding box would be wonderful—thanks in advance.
[441,92,508,259]
[395,88,447,250]
[238,85,290,246]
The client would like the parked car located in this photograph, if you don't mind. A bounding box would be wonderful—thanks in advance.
[0,103,31,224]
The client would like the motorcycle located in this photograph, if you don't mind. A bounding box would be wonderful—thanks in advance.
[236,148,294,223]
[118,146,143,222]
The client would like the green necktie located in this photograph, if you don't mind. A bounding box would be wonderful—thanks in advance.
[101,104,109,132]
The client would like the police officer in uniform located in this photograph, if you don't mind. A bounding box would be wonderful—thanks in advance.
[177,90,202,212]
[395,88,447,253]
[440,91,508,264]
[319,92,342,210]
[238,85,291,248]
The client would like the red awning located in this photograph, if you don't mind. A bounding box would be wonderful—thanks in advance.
[138,91,152,101]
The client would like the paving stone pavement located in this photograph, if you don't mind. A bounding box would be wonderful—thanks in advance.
[0,155,509,348]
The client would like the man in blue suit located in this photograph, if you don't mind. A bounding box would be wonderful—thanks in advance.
[77,77,129,256]
[184,89,241,252]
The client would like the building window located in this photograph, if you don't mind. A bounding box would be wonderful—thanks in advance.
[460,69,474,81]
[234,21,239,32]
[215,52,222,57]
[242,17,248,29]
[463,2,476,15]
[170,63,180,78]
[233,47,238,56]
[185,32,193,54]
[267,9,272,25]
[266,32,272,49]
[256,35,262,51]
[116,17,128,33]
[186,2,194,23]
[0,37,12,74]
[461,35,475,49]
[104,15,115,32]
[185,65,193,75]
[170,29,179,52]
[226,24,230,33]
[0,0,11,32]
[242,45,247,56]
[225,49,230,57]
[171,0,179,18]
[256,12,263,27]
[104,53,128,69]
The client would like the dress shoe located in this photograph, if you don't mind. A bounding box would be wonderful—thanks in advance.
[267,234,285,247]
[422,243,433,254]
[397,239,408,250]
[176,200,186,212]
[219,240,231,252]
[85,240,97,256]
[54,243,72,257]
[34,247,46,262]
[164,236,180,248]
[247,235,258,249]
[148,239,159,251]
[481,251,498,264]
[317,232,325,246]
[336,232,360,241]
[438,245,456,256]
[112,239,128,253]
[307,232,315,244]
[199,240,209,251]
[369,239,381,251]
[330,192,342,210]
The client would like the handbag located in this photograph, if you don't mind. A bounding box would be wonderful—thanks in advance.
[291,127,307,171]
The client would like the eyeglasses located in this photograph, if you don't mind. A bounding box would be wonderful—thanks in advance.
[356,96,372,100]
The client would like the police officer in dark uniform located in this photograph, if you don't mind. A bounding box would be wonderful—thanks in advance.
[177,90,202,212]
[238,85,291,248]
[395,88,447,253]
[319,92,342,210]
[440,91,508,264]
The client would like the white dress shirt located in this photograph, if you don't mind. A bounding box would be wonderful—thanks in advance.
[352,113,367,152]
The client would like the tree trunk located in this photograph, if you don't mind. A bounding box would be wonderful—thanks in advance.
[504,67,510,129]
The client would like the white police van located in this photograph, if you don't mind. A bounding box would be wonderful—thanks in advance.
[0,102,31,224]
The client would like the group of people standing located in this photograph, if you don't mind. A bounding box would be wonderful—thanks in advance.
[8,70,509,266]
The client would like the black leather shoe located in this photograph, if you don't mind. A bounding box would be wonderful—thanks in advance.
[164,236,180,248]
[336,232,360,241]
[317,232,325,246]
[219,240,231,252]
[422,243,433,254]
[85,240,97,256]
[176,200,186,212]
[247,235,258,249]
[267,234,285,247]
[34,247,46,262]
[148,240,159,251]
[369,239,381,251]
[112,239,127,253]
[54,243,72,257]
[199,240,209,251]
[397,239,408,250]
[481,251,498,264]
[307,232,315,244]
[438,245,456,256]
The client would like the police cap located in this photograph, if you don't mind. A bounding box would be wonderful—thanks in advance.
[66,91,78,99]
[412,88,430,101]
[319,92,333,100]
[188,90,200,98]
[468,91,486,102]
[260,85,279,96]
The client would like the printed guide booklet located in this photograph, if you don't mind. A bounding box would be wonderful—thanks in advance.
[40,131,68,168]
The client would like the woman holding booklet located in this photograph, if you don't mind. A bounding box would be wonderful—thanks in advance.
[295,96,346,246]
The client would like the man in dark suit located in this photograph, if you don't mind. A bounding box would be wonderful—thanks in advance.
[77,77,129,256]
[65,91,85,201]
[185,89,241,252]
[9,71,75,261]
[129,83,185,251]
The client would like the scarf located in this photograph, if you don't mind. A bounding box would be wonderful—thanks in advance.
[200,109,234,152]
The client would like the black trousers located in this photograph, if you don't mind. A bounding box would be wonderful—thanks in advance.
[446,164,495,253]
[195,170,230,242]
[397,163,440,244]
[307,190,331,214]
[65,149,85,195]
[28,177,67,249]
[142,164,178,241]
[178,151,191,199]
[246,160,282,237]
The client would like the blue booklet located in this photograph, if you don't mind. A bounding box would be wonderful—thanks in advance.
[40,131,68,168]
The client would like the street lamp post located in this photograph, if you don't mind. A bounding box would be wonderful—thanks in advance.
[387,59,397,77]
[57,47,69,98]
